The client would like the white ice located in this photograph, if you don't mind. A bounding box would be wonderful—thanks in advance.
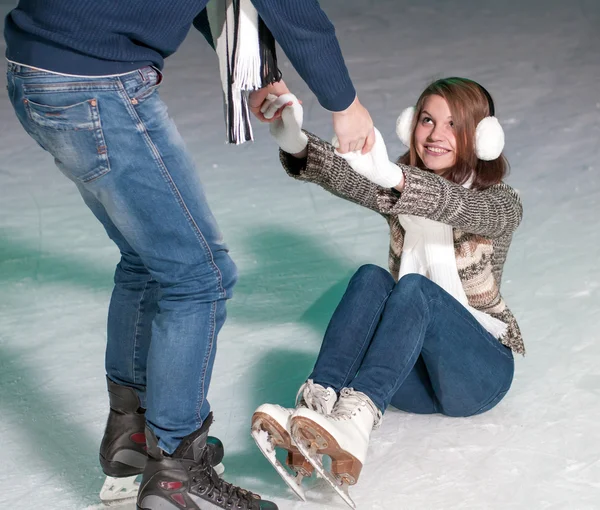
[0,0,599,509]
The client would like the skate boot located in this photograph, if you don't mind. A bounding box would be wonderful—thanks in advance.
[251,380,337,500]
[99,377,225,504]
[137,412,277,510]
[100,377,148,478]
[290,388,382,509]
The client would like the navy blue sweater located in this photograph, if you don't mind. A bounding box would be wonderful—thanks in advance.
[4,0,355,111]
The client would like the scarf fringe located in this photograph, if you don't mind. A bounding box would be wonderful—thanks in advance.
[231,0,262,90]
[258,17,282,86]
[209,0,281,144]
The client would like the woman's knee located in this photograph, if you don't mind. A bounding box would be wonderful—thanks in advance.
[388,273,430,304]
[397,273,430,291]
[351,264,395,289]
[395,273,448,302]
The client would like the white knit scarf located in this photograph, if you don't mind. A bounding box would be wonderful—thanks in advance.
[206,0,280,144]
[397,181,507,339]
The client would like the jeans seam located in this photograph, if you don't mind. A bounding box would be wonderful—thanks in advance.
[196,300,217,426]
[114,80,226,298]
[425,294,513,360]
[380,289,431,408]
[339,286,394,388]
[465,363,513,417]
[470,389,509,416]
[21,80,120,94]
[419,283,514,416]
[131,278,151,386]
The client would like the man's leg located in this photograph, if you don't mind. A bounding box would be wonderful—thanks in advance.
[7,62,276,510]
[70,186,156,478]
[73,185,158,404]
[7,64,236,452]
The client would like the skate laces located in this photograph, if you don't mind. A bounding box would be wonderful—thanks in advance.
[331,388,382,429]
[300,380,336,414]
[212,477,258,508]
[192,450,258,509]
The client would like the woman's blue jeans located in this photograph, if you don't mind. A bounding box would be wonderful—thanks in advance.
[309,265,514,417]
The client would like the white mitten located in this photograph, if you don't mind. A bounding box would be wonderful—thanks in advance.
[333,128,404,188]
[263,93,308,155]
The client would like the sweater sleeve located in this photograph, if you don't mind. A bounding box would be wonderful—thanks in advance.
[376,166,524,238]
[279,132,382,213]
[250,0,356,112]
[192,9,215,49]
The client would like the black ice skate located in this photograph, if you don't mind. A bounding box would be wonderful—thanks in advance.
[137,412,277,510]
[99,377,224,504]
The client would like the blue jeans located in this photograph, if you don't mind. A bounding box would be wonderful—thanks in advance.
[309,265,514,417]
[6,63,237,453]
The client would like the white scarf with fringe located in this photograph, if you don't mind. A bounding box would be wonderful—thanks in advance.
[206,0,279,144]
[398,180,507,339]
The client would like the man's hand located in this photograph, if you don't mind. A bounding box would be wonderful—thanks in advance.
[249,80,291,122]
[332,96,376,154]
[333,128,404,189]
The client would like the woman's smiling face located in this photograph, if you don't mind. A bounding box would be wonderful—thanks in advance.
[414,94,457,173]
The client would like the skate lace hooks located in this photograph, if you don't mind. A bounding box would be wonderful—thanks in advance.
[303,380,334,414]
[331,388,383,429]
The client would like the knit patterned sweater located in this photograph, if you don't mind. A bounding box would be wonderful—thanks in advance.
[281,132,525,354]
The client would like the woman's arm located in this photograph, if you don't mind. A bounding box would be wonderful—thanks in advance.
[377,166,523,238]
[280,131,383,214]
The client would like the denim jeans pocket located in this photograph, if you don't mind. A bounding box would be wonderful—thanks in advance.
[127,68,163,105]
[23,97,111,183]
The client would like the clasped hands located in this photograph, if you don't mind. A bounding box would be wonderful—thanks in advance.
[260,93,404,190]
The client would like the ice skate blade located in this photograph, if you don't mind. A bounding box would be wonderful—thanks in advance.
[291,416,362,484]
[251,411,313,476]
[251,428,306,501]
[251,414,307,501]
[100,475,140,503]
[99,464,224,505]
[290,420,357,509]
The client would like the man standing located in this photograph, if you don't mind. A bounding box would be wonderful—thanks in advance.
[4,1,373,508]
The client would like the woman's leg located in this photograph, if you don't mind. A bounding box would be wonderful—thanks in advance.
[350,274,514,416]
[308,264,395,392]
[389,356,439,414]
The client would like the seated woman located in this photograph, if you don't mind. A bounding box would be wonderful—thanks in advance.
[251,77,524,506]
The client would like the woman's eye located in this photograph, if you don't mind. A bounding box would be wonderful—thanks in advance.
[449,120,454,128]
[421,117,432,124]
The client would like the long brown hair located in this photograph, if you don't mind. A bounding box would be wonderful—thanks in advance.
[398,77,508,190]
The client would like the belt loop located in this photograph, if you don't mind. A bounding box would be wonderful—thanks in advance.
[152,66,163,85]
